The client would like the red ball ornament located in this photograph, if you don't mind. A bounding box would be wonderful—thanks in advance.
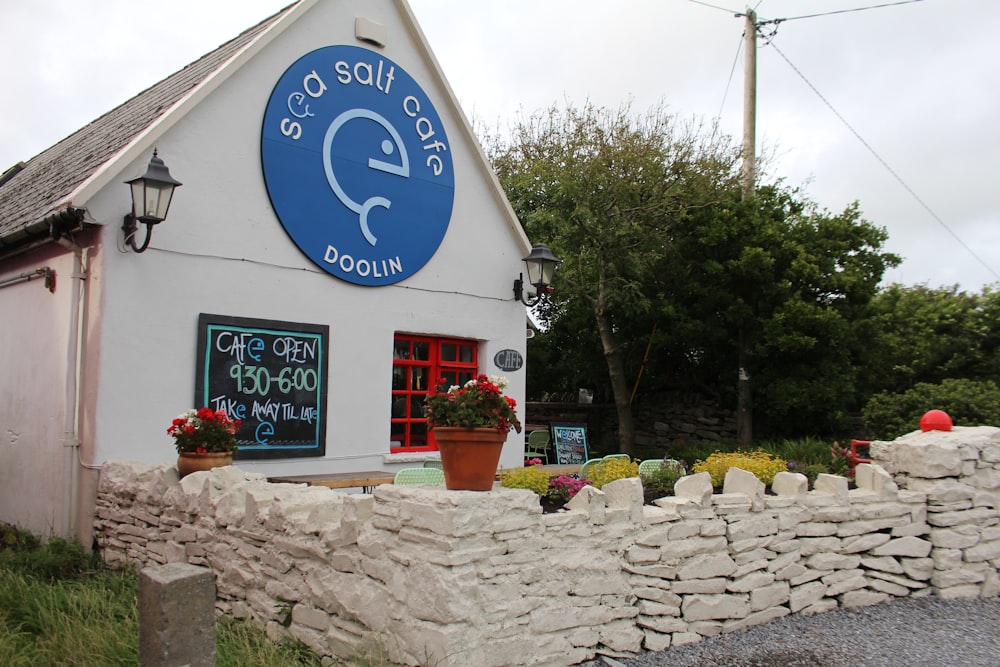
[919,410,953,432]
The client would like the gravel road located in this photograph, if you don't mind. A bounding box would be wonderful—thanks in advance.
[583,596,1000,667]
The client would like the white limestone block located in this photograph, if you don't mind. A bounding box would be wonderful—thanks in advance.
[659,536,729,560]
[841,590,889,607]
[866,569,927,590]
[642,630,672,652]
[727,515,779,542]
[854,463,898,498]
[722,468,765,511]
[750,581,790,611]
[681,594,751,621]
[603,477,644,523]
[927,507,997,528]
[840,533,892,554]
[671,578,728,595]
[722,606,789,633]
[813,474,850,505]
[771,471,807,499]
[688,621,724,637]
[674,472,713,507]
[565,484,607,524]
[937,584,983,600]
[727,571,775,593]
[929,525,981,549]
[868,577,911,597]
[807,553,861,571]
[789,581,826,612]
[871,536,932,558]
[677,553,738,580]
[966,539,1000,563]
[900,557,935,581]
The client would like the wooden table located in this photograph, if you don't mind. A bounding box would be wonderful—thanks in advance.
[268,470,395,493]
[269,463,583,493]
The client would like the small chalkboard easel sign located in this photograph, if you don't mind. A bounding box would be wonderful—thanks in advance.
[552,423,589,465]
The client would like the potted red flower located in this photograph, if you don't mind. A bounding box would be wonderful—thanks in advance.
[424,374,522,490]
[167,407,241,477]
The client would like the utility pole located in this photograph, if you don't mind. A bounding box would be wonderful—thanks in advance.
[737,8,756,447]
[741,8,757,197]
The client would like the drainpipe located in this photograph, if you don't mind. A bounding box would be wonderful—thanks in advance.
[55,235,88,540]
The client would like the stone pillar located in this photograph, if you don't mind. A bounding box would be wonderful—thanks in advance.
[139,562,217,667]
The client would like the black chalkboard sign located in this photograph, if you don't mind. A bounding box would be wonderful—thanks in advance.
[552,423,589,465]
[195,313,328,459]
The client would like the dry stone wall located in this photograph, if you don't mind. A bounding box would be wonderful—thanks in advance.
[93,426,1000,666]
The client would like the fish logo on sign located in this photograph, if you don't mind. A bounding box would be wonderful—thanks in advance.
[323,109,409,246]
[261,45,454,286]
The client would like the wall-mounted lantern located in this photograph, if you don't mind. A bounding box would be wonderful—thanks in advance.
[121,149,182,253]
[513,243,562,307]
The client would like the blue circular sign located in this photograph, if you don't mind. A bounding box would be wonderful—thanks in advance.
[261,46,454,285]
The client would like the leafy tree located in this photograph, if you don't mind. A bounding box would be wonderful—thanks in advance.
[490,102,899,449]
[859,284,999,396]
[489,103,741,454]
[666,188,899,437]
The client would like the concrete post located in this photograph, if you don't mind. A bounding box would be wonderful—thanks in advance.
[139,562,217,667]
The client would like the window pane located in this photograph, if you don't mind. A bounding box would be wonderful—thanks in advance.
[411,367,428,391]
[410,423,427,446]
[392,366,406,391]
[393,340,410,360]
[390,422,405,447]
[441,343,457,362]
[459,344,474,363]
[410,396,425,419]
[413,341,430,361]
[440,371,456,388]
[391,395,406,418]
[458,371,474,386]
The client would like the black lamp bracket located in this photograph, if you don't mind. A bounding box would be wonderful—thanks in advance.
[514,272,542,307]
[122,214,155,253]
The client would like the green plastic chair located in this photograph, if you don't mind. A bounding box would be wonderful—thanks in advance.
[579,458,601,481]
[423,459,443,469]
[603,454,631,462]
[638,459,662,477]
[393,468,445,485]
[524,429,551,463]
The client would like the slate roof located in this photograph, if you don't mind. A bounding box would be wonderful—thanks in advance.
[0,3,296,255]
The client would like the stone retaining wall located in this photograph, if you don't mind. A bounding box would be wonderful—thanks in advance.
[93,426,1000,666]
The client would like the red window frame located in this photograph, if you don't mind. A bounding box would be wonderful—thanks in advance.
[391,334,478,452]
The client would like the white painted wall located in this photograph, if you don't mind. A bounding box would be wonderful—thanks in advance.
[77,0,531,481]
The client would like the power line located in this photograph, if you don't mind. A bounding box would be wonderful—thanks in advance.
[759,0,927,27]
[761,36,1000,281]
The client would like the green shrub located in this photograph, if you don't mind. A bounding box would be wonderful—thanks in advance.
[787,462,829,485]
[692,449,788,487]
[759,438,832,467]
[863,378,1000,439]
[640,459,686,504]
[0,526,99,581]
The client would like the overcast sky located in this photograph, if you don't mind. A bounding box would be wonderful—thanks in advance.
[2,0,997,291]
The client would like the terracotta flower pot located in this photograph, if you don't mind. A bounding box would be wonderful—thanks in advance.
[433,427,507,491]
[177,452,233,478]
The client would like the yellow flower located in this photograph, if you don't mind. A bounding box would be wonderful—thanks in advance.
[692,449,787,487]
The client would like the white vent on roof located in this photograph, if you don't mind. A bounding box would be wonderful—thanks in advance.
[355,17,387,47]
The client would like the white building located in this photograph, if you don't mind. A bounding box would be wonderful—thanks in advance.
[0,0,536,542]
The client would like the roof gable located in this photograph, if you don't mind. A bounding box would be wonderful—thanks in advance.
[0,0,530,259]
[0,2,298,248]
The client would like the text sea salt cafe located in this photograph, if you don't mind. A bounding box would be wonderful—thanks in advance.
[268,49,450,284]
